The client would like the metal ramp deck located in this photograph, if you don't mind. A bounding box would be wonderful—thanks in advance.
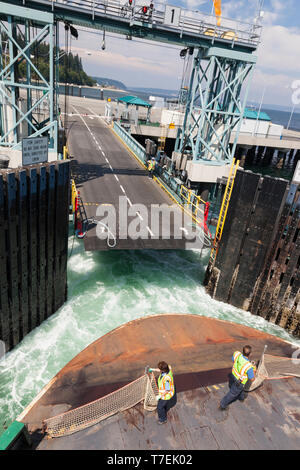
[68,102,202,251]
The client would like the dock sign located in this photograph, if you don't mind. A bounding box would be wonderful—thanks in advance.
[164,5,181,27]
[22,137,48,166]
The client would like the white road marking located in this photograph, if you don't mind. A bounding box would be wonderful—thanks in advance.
[73,105,129,199]
[88,107,109,126]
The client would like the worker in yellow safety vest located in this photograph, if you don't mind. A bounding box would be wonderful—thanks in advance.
[153,361,177,424]
[219,345,256,411]
[147,158,155,178]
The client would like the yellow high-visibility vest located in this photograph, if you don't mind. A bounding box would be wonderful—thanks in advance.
[157,367,175,400]
[232,351,252,385]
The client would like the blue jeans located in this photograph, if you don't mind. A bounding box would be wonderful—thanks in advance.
[157,392,177,422]
[220,373,246,409]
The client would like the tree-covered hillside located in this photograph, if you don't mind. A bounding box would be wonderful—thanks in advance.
[2,33,96,87]
[92,76,127,90]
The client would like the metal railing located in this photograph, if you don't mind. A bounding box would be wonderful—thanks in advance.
[180,185,206,219]
[71,178,78,213]
[113,121,147,164]
[30,0,262,47]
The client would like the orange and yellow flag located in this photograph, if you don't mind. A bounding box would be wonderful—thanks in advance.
[213,0,221,26]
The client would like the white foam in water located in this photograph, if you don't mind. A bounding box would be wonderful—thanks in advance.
[0,236,299,434]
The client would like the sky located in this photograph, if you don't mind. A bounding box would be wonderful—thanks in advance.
[64,0,300,108]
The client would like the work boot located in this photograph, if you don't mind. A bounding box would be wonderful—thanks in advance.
[157,420,167,425]
[219,405,228,411]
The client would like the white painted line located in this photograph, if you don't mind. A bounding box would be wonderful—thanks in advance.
[127,197,133,207]
[114,175,119,182]
[72,105,114,179]
[120,185,125,194]
[88,107,108,126]
[136,212,143,221]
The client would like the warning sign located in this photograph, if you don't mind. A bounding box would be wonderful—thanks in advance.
[22,137,48,166]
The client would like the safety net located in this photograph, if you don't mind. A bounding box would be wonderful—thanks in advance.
[248,352,300,392]
[44,373,158,438]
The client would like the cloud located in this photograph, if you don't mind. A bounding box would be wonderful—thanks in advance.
[184,0,208,11]
[249,69,296,107]
[62,1,300,105]
[258,25,300,75]
[68,31,183,88]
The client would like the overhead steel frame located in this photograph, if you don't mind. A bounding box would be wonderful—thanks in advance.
[0,3,58,152]
[175,47,257,165]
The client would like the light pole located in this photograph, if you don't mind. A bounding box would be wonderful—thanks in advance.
[253,84,266,137]
[287,103,296,131]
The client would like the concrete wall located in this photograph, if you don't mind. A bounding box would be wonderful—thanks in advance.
[161,109,185,126]
[186,161,232,183]
[0,149,58,169]
[239,119,283,139]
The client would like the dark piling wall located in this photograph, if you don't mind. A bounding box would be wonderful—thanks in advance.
[0,161,70,352]
[205,169,300,338]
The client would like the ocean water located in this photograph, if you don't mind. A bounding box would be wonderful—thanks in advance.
[262,108,300,132]
[59,85,170,103]
[0,232,299,436]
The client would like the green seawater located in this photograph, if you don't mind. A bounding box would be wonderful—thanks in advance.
[0,233,299,435]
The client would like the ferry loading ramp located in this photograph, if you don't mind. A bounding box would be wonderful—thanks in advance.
[68,103,204,251]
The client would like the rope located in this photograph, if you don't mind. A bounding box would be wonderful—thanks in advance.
[248,352,300,392]
[186,222,212,249]
[44,373,159,438]
[88,217,117,248]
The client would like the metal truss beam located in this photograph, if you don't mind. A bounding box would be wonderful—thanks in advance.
[1,1,260,53]
[175,47,256,165]
[0,3,57,152]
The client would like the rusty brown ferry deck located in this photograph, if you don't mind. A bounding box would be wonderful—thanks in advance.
[16,314,300,450]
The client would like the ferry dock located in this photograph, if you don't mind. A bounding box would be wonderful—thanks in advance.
[0,0,300,452]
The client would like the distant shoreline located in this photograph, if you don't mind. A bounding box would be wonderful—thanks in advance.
[59,82,127,93]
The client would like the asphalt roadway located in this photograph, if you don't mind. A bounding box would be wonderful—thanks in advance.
[66,100,203,251]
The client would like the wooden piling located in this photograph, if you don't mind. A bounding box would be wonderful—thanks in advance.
[0,161,70,352]
[205,170,300,338]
